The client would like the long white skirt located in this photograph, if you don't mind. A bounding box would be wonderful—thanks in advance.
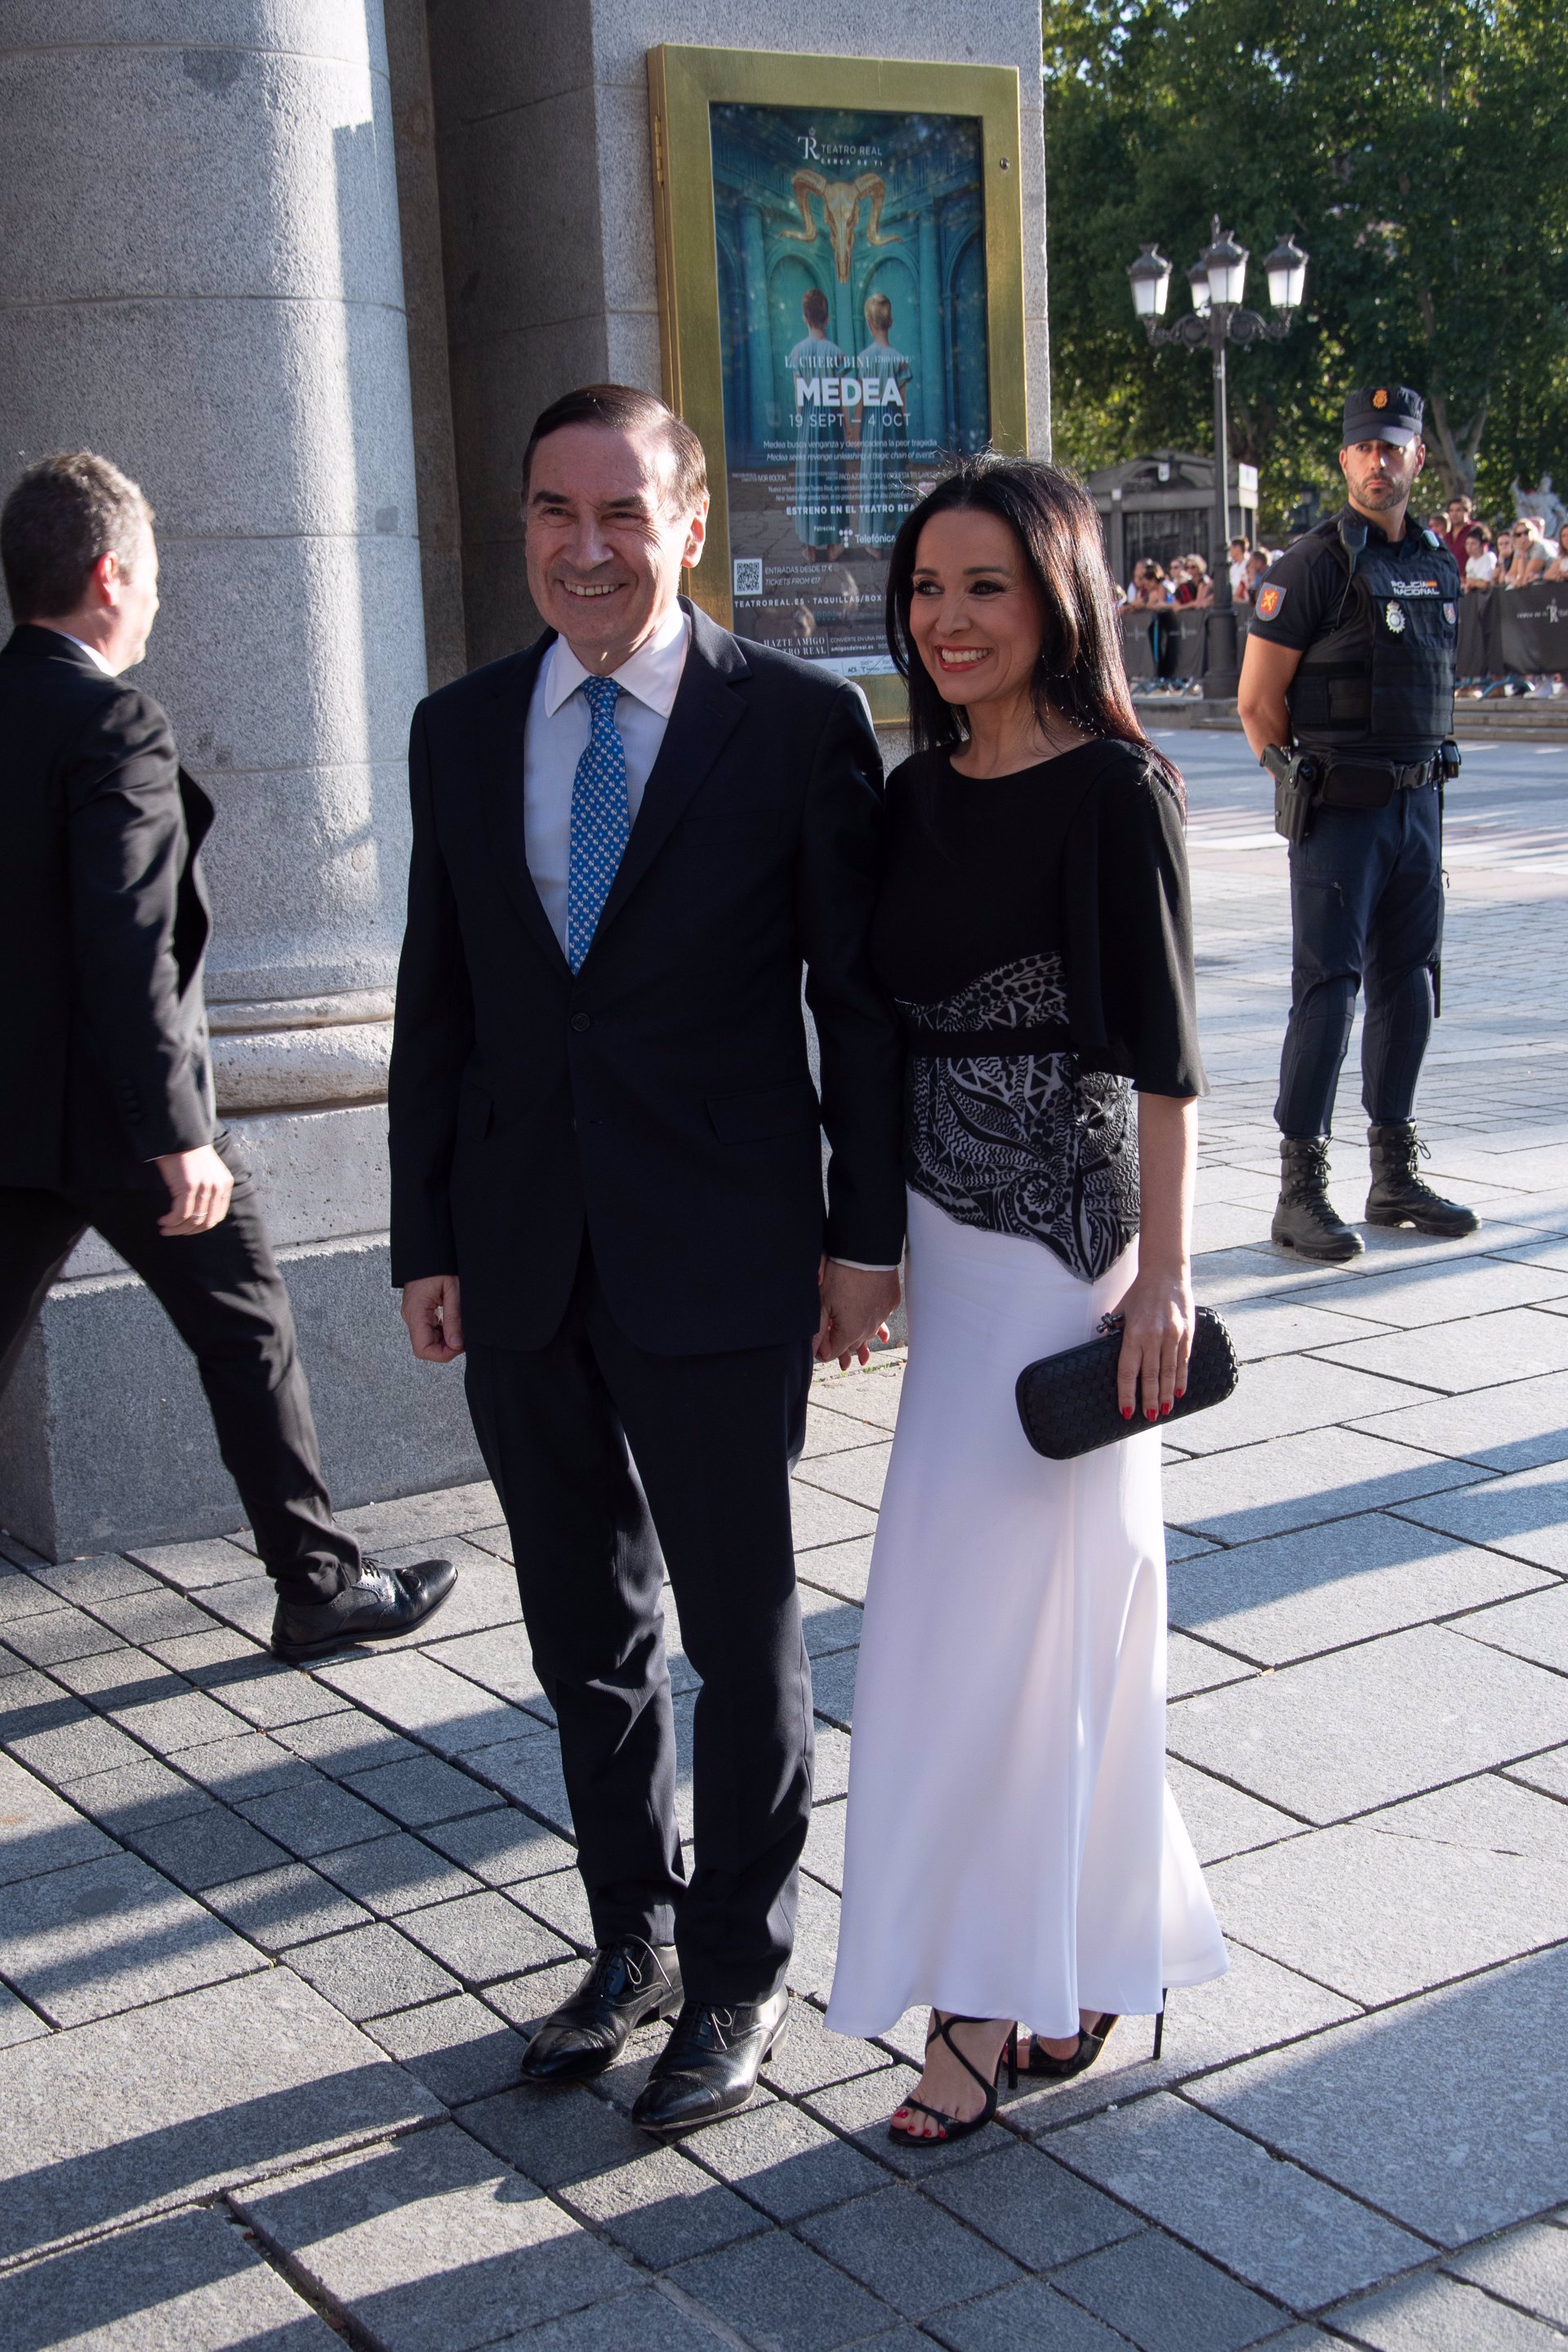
[826,1189,1227,2041]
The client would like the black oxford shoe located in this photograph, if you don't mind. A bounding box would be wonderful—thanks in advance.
[631,1988,790,2137]
[270,1557,457,1664]
[519,1937,683,2085]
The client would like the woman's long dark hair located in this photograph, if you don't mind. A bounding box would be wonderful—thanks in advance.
[884,453,1180,795]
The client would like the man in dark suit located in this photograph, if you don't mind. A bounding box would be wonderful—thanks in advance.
[0,451,455,1662]
[390,384,905,2134]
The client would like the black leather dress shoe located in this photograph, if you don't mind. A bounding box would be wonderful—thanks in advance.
[519,1938,682,2084]
[630,1988,790,2136]
[270,1557,457,1664]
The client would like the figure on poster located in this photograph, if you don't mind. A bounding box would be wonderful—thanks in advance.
[786,289,852,560]
[851,293,913,551]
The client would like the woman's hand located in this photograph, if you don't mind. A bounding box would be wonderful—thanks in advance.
[1109,1263,1196,1423]
[1120,1092,1199,1421]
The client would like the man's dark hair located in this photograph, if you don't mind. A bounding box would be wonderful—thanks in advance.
[522,385,706,514]
[2,451,154,619]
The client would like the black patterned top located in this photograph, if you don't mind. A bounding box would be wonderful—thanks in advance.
[870,739,1203,1281]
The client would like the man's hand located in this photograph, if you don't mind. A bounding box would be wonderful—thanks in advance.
[154,1145,234,1236]
[815,1260,901,1370]
[401,1274,466,1364]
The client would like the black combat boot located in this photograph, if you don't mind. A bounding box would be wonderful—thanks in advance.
[1365,1123,1480,1237]
[1271,1136,1364,1263]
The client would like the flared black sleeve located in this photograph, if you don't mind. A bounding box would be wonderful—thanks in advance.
[1061,744,1206,1098]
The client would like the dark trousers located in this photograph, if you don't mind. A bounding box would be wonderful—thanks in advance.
[1276,782,1443,1140]
[0,1134,359,1599]
[464,1244,814,2006]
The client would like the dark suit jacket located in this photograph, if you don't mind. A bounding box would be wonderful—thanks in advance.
[388,601,906,1355]
[0,624,216,1192]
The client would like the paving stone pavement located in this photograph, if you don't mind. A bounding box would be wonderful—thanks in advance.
[2,734,1567,2347]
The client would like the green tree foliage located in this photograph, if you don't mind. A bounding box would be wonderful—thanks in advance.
[1042,0,1568,528]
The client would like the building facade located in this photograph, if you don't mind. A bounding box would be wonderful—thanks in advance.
[0,0,1049,1558]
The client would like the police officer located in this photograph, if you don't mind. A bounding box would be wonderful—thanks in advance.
[1238,383,1478,1262]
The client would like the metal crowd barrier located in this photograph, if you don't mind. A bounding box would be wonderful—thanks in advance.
[1456,583,1568,677]
[1120,604,1251,692]
[1121,583,1568,695]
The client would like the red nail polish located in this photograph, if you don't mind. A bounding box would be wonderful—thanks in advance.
[1121,1405,1134,1420]
[1175,1388,1187,1401]
[1146,1408,1158,1422]
[1161,1403,1173,1418]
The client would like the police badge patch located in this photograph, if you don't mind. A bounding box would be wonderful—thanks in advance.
[1256,585,1285,620]
[1384,599,1405,634]
[1444,601,1457,624]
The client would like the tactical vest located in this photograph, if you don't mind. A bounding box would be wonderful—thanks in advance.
[1286,513,1459,756]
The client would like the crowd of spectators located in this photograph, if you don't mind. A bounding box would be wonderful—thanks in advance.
[1116,492,1566,698]
[1120,534,1294,615]
[1120,506,1565,614]
[1429,502,1568,588]
[1120,537,1294,694]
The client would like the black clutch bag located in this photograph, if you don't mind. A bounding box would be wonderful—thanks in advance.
[1015,1306,1239,1461]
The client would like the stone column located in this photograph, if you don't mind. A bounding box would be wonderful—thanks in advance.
[0,0,481,1558]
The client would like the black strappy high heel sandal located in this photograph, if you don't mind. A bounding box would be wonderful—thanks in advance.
[1023,1989,1169,2079]
[888,2011,1018,2148]
[1022,2011,1119,2081]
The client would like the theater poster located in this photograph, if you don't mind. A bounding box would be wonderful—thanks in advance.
[649,48,1027,723]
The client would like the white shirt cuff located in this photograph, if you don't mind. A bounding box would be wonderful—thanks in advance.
[827,1258,901,1273]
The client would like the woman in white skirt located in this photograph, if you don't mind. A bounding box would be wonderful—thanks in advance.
[826,456,1227,2145]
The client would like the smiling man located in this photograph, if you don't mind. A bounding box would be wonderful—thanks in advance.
[388,384,904,2135]
[1237,383,1477,1261]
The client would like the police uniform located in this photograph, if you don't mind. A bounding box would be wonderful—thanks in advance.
[1250,383,1477,1258]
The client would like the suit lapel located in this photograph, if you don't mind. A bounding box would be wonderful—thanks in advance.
[481,636,571,975]
[590,603,749,947]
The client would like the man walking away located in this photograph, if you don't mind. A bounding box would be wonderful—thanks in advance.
[0,452,456,1662]
[1237,386,1477,1262]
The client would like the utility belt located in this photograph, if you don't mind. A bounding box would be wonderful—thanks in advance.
[1264,742,1458,845]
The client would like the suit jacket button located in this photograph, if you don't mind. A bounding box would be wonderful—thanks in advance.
[570,1013,590,1033]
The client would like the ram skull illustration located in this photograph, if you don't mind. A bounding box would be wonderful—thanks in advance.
[779,172,901,283]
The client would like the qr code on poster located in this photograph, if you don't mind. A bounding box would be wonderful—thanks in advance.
[733,558,764,597]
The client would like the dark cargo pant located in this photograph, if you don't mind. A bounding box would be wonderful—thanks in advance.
[1276,782,1442,1139]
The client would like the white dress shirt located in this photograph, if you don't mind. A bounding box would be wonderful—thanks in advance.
[523,600,690,955]
[47,626,114,675]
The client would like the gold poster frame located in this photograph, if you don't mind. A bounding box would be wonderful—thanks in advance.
[648,43,1028,725]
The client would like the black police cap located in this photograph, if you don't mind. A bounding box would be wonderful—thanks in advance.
[1342,385,1424,448]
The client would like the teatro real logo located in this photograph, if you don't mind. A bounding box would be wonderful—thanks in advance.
[797,130,885,168]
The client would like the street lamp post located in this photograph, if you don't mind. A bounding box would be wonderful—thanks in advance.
[1126,218,1308,696]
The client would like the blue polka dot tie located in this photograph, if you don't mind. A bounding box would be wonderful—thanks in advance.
[567,675,630,974]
